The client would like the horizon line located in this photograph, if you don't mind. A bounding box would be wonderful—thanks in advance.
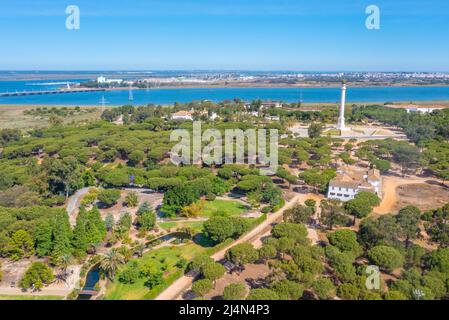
[1,69,449,73]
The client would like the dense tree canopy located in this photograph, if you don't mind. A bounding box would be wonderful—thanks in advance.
[223,283,247,300]
[368,245,404,272]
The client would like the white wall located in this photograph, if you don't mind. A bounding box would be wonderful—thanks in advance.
[327,186,358,202]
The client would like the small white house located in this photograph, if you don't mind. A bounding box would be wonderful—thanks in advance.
[327,181,359,201]
[366,169,382,197]
[243,101,283,110]
[261,101,283,109]
[327,168,382,202]
[97,76,107,84]
[97,76,123,85]
[406,107,444,114]
[172,110,193,121]
[106,79,123,84]
[171,109,215,121]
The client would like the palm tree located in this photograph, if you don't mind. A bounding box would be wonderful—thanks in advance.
[99,248,125,280]
[56,253,72,283]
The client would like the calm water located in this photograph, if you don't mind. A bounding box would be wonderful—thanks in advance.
[0,79,89,92]
[1,80,449,105]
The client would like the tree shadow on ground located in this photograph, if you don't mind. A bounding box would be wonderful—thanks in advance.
[192,233,216,248]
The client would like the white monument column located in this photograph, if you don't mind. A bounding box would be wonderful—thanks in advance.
[337,81,347,131]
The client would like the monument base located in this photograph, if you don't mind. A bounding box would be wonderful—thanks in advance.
[324,125,406,140]
[337,117,346,131]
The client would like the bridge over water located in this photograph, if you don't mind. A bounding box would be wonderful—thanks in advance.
[0,88,106,97]
[78,288,100,296]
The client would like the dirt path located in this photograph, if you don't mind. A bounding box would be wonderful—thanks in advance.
[0,287,71,297]
[0,258,82,300]
[307,228,319,245]
[0,266,78,298]
[155,193,320,300]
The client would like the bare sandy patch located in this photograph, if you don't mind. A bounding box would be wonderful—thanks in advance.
[204,263,271,300]
[374,175,445,214]
[394,183,449,212]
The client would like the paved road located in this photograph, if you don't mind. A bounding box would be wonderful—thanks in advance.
[66,187,90,226]
[155,194,306,300]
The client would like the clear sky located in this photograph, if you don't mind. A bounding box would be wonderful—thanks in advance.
[0,0,448,71]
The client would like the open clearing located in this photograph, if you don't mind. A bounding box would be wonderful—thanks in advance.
[204,263,271,300]
[394,183,449,212]
[0,105,102,129]
[159,221,205,233]
[202,199,249,217]
[375,175,449,214]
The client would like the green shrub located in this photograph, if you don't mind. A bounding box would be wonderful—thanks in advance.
[223,283,247,300]
[191,279,213,298]
[98,189,121,206]
[20,262,54,290]
[368,245,404,272]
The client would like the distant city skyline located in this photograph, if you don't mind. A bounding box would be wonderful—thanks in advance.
[0,0,448,71]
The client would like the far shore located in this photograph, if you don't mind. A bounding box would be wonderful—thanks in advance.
[2,82,449,91]
[2,100,449,109]
[66,83,449,91]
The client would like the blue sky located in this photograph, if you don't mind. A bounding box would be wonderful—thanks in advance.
[0,0,448,71]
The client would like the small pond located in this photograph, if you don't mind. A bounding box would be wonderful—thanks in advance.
[77,265,100,300]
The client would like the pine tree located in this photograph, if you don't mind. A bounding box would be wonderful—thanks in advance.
[34,220,53,257]
[86,219,101,245]
[51,212,73,265]
[72,207,89,254]
[9,230,35,259]
[88,207,106,239]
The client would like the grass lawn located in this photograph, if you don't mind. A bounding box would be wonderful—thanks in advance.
[202,199,249,218]
[325,129,341,136]
[103,236,236,301]
[160,200,248,219]
[0,295,63,300]
[104,244,207,300]
[159,221,205,233]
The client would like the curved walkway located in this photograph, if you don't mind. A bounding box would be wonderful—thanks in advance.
[66,187,91,226]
